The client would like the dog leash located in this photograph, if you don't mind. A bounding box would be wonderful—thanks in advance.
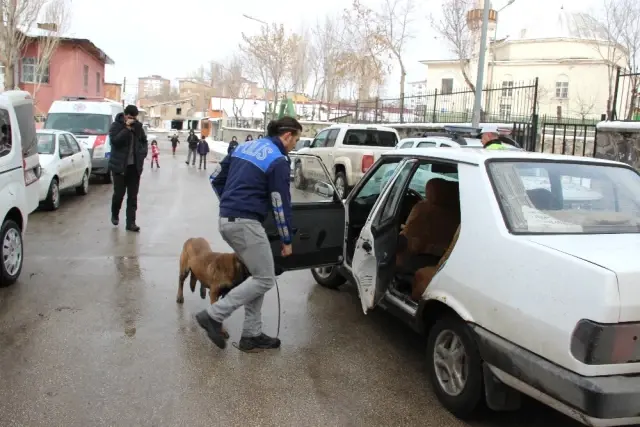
[231,279,281,352]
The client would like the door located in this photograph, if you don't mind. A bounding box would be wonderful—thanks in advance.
[351,159,416,314]
[303,129,330,181]
[64,134,85,185]
[262,154,345,273]
[57,135,74,189]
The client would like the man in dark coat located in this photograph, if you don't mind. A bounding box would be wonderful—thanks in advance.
[108,105,148,232]
[186,129,199,166]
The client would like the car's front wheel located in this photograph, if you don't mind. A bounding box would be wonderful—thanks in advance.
[0,219,23,287]
[76,170,89,195]
[311,266,345,289]
[426,315,484,419]
[45,178,60,210]
[293,162,307,190]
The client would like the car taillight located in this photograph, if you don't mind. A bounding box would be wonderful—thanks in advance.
[571,319,640,365]
[23,156,38,186]
[93,135,107,148]
[362,155,374,173]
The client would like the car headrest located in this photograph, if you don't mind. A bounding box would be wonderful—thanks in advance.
[426,178,460,208]
[526,188,556,210]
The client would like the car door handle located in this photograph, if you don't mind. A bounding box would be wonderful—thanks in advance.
[362,241,372,253]
[299,232,310,240]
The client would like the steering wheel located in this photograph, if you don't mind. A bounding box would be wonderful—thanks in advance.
[406,188,423,200]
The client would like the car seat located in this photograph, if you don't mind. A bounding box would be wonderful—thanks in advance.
[412,225,461,301]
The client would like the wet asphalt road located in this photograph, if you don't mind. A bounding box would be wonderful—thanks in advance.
[0,144,582,426]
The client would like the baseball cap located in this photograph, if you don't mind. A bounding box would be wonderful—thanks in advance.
[480,124,500,134]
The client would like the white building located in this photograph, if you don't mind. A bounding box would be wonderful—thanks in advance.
[420,3,624,121]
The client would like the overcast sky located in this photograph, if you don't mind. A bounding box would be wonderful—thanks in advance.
[67,0,600,97]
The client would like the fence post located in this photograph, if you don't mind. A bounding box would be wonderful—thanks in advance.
[431,89,438,123]
[374,97,379,123]
[610,66,621,120]
[400,94,405,124]
[532,77,539,117]
[530,113,539,152]
[355,99,359,122]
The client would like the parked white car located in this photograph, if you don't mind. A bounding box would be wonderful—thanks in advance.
[0,90,42,286]
[37,130,91,210]
[269,149,640,426]
[396,126,523,150]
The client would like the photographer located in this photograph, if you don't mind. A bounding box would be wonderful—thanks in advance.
[108,105,148,232]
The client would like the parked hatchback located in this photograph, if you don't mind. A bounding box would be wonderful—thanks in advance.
[267,149,640,426]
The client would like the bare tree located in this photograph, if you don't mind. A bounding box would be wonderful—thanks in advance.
[219,54,251,123]
[343,0,389,100]
[431,0,476,92]
[574,92,597,121]
[241,23,296,120]
[0,0,55,89]
[290,28,311,95]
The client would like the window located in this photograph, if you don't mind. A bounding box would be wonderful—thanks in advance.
[21,57,49,84]
[440,143,452,148]
[555,76,569,98]
[64,134,81,153]
[325,129,339,147]
[488,160,640,234]
[417,141,437,148]
[83,65,89,91]
[441,78,453,95]
[407,162,459,197]
[499,104,512,120]
[58,135,73,157]
[44,113,111,135]
[37,133,56,155]
[501,80,514,97]
[0,108,12,157]
[354,159,403,203]
[377,161,415,224]
[311,129,329,148]
[96,72,101,94]
[342,129,398,147]
[399,140,414,149]
[14,104,37,157]
[289,155,338,204]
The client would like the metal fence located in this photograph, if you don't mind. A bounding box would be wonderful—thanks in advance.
[611,67,640,121]
[323,80,539,125]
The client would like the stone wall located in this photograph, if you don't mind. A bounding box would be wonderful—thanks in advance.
[594,122,640,168]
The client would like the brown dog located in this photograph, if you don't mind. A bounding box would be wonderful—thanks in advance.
[177,238,250,336]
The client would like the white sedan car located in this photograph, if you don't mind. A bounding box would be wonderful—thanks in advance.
[268,150,640,426]
[37,130,92,210]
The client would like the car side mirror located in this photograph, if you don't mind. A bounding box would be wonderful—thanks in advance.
[313,182,335,199]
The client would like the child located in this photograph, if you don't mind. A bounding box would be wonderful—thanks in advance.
[197,135,210,170]
[150,140,160,169]
[170,133,179,156]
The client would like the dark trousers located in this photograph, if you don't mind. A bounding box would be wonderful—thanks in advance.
[111,164,140,224]
[198,154,207,169]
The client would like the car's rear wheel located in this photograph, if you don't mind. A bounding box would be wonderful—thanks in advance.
[45,178,60,210]
[426,315,484,419]
[294,162,307,190]
[0,219,23,287]
[311,266,345,289]
[76,170,89,195]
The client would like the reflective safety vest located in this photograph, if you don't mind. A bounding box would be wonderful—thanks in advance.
[485,141,508,150]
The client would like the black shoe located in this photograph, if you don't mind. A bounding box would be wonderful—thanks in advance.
[111,215,119,226]
[185,161,189,165]
[195,310,227,349]
[126,223,140,232]
[238,333,281,352]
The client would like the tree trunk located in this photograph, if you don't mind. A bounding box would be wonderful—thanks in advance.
[4,64,15,90]
[399,66,406,124]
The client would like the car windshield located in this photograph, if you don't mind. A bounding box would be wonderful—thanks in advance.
[44,113,111,135]
[37,133,55,155]
[488,160,640,234]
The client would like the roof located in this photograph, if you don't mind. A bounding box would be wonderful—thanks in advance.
[326,123,398,132]
[385,146,628,167]
[25,34,114,65]
[37,129,67,134]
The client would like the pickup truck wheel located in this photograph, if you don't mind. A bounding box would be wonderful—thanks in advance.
[0,219,23,287]
[311,266,345,289]
[426,315,484,419]
[294,162,307,189]
[334,171,348,198]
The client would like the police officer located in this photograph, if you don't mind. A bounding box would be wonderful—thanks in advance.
[196,116,302,352]
[480,124,508,150]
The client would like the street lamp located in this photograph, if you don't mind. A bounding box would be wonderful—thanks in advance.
[471,0,516,127]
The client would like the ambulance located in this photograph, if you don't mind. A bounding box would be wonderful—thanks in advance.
[43,97,123,183]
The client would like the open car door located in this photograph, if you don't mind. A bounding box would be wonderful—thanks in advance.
[263,153,345,273]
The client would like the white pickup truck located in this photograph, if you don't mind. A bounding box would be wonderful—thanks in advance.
[293,124,400,198]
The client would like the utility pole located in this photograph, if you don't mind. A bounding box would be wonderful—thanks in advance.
[122,77,126,107]
[471,0,491,127]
